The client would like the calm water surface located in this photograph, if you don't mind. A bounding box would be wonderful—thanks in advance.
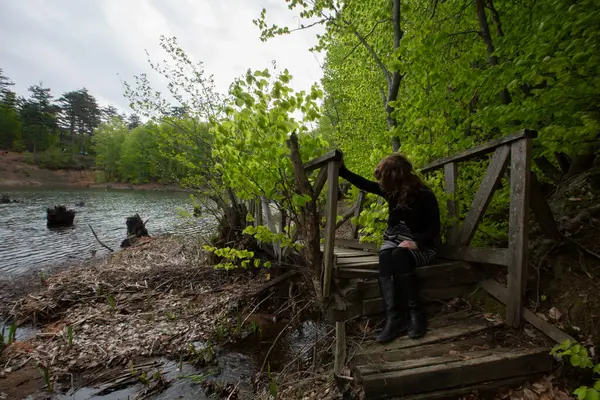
[0,188,215,274]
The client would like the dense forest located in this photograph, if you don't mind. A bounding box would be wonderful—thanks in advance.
[0,69,143,170]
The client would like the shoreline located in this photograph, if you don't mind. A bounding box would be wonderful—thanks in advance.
[0,179,190,192]
[0,152,189,192]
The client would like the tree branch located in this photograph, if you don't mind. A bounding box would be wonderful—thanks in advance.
[89,225,114,252]
[484,0,504,37]
[431,0,440,19]
[448,30,481,37]
[341,19,390,63]
[289,18,328,33]
[475,0,498,66]
[350,27,391,85]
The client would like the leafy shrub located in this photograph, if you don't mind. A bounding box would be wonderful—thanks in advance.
[551,340,600,400]
[23,152,35,165]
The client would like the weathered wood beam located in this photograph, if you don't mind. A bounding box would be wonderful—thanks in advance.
[334,321,346,375]
[304,149,343,172]
[420,129,537,172]
[479,279,574,343]
[312,166,328,199]
[530,172,561,240]
[437,245,509,266]
[506,137,532,327]
[350,191,366,239]
[323,161,341,299]
[444,162,459,244]
[458,145,511,246]
[334,238,378,251]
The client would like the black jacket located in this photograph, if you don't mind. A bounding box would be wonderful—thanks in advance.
[339,165,441,249]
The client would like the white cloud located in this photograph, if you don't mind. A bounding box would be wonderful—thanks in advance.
[0,0,324,112]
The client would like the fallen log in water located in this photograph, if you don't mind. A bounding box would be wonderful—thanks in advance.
[47,205,75,228]
[120,213,149,248]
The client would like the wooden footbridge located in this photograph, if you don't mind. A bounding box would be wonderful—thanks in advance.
[302,130,573,399]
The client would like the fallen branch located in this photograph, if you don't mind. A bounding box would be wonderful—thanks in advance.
[89,224,114,252]
[565,237,600,261]
[226,382,240,400]
[249,270,298,297]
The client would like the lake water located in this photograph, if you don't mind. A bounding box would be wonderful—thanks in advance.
[0,188,215,274]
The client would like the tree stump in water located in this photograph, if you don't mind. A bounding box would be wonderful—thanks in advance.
[193,205,202,217]
[120,213,149,248]
[47,206,76,228]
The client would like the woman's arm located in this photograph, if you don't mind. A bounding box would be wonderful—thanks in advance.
[412,189,441,248]
[339,164,383,196]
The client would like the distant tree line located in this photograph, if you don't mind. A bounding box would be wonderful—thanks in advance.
[0,68,142,167]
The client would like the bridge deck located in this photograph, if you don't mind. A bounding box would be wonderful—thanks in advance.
[327,242,556,399]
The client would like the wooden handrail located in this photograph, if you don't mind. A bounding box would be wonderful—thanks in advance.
[304,149,343,172]
[420,129,537,173]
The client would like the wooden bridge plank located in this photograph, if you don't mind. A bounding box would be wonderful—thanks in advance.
[334,252,376,258]
[361,281,476,300]
[350,336,492,365]
[334,239,378,251]
[360,348,552,398]
[357,349,509,376]
[329,286,477,321]
[398,374,546,400]
[437,245,509,265]
[458,144,511,246]
[334,260,484,285]
[420,129,537,173]
[336,255,379,265]
[356,317,503,356]
[361,285,475,315]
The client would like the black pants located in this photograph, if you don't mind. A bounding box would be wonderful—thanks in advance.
[378,247,416,277]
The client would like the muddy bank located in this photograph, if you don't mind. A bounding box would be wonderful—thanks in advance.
[0,152,186,191]
[0,236,336,399]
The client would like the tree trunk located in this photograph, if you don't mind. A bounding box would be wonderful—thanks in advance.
[475,0,511,105]
[565,152,597,178]
[555,152,571,174]
[287,131,323,298]
[388,0,403,151]
[534,156,563,184]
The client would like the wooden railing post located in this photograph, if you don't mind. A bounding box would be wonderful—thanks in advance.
[444,162,459,245]
[322,160,340,299]
[334,321,346,375]
[350,191,365,239]
[507,136,532,327]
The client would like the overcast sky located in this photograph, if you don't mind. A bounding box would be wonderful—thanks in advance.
[0,0,324,113]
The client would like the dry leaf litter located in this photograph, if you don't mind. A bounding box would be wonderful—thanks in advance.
[1,236,265,388]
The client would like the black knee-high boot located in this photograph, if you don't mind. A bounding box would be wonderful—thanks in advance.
[399,272,427,339]
[376,275,408,343]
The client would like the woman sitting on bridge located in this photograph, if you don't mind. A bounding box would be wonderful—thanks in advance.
[339,154,440,343]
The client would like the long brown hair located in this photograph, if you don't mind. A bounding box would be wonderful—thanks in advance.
[374,153,425,208]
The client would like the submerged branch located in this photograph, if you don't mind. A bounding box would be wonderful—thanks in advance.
[89,224,115,252]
